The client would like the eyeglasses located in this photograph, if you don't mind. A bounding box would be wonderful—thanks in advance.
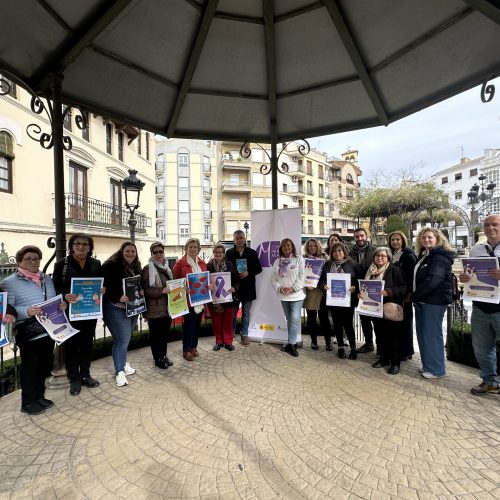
[22,257,40,263]
[73,242,90,247]
[152,250,164,255]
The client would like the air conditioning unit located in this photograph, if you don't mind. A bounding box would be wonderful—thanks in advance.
[292,196,298,202]
[291,176,298,182]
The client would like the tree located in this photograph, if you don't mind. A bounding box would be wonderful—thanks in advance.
[385,215,409,238]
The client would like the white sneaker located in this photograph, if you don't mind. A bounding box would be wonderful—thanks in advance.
[419,365,424,373]
[124,363,136,376]
[421,371,446,379]
[116,371,128,387]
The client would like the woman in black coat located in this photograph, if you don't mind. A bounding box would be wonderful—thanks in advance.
[388,231,416,360]
[53,233,103,396]
[361,247,407,374]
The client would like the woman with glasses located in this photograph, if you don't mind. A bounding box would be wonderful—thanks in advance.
[102,241,143,386]
[53,233,104,396]
[1,246,66,414]
[361,247,406,375]
[141,242,174,369]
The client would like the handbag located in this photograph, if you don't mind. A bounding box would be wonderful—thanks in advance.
[15,317,47,345]
[383,302,404,322]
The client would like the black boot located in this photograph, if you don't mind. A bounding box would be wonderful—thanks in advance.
[388,362,400,375]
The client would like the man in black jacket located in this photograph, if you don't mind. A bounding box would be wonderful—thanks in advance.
[349,228,377,353]
[225,230,262,345]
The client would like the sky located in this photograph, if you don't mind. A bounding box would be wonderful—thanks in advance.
[308,77,500,183]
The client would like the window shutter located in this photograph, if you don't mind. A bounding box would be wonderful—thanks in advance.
[0,132,14,158]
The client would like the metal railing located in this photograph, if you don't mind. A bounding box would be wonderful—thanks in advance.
[63,194,148,233]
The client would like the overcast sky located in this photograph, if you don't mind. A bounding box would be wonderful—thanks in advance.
[309,77,500,183]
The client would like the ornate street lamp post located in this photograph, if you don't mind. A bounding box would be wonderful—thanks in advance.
[243,221,249,240]
[122,169,145,243]
[467,173,496,244]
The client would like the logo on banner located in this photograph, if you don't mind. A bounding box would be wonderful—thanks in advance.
[256,240,280,267]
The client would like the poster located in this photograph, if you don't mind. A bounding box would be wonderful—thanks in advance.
[356,279,384,318]
[69,277,104,321]
[0,292,8,348]
[304,259,324,288]
[123,275,147,317]
[461,257,500,303]
[186,272,212,307]
[209,272,233,304]
[34,294,79,344]
[326,273,351,307]
[166,278,189,319]
[236,259,247,273]
[247,208,302,344]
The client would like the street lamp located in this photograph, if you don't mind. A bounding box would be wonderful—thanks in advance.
[243,221,249,240]
[122,169,145,243]
[467,173,496,226]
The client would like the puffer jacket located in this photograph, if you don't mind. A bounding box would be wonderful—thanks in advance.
[141,262,173,320]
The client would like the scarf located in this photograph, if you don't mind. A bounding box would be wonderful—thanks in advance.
[186,255,204,314]
[210,258,228,272]
[17,267,42,287]
[333,259,347,273]
[391,249,403,264]
[365,261,389,280]
[148,257,173,287]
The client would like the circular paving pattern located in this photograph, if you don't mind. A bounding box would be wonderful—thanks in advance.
[0,338,499,499]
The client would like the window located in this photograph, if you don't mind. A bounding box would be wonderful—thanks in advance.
[68,162,87,220]
[346,188,354,199]
[455,191,462,200]
[202,155,211,173]
[441,177,448,184]
[204,224,211,241]
[455,173,462,181]
[137,133,142,156]
[230,198,240,210]
[178,153,188,166]
[226,220,238,235]
[178,177,189,200]
[179,226,190,243]
[307,180,313,195]
[179,201,189,213]
[117,132,124,161]
[346,173,354,184]
[157,224,165,240]
[470,168,478,177]
[145,132,150,160]
[338,185,342,197]
[230,173,239,185]
[63,106,72,132]
[110,179,122,225]
[319,221,325,234]
[0,132,14,193]
[81,112,89,141]
[342,220,349,229]
[486,170,499,184]
[0,75,17,98]
[306,160,313,176]
[282,183,287,192]
[105,123,112,155]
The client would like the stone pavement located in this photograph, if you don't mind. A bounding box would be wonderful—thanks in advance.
[0,338,499,500]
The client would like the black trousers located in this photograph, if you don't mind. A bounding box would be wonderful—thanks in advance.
[148,316,172,360]
[65,319,97,382]
[331,306,356,349]
[19,335,54,406]
[372,317,403,364]
[360,315,375,345]
[307,309,331,344]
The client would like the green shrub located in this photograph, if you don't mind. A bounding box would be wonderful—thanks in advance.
[446,320,500,371]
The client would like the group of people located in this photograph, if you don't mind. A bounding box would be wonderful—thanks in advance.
[1,214,499,415]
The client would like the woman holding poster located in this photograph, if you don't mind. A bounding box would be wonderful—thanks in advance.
[207,243,239,351]
[173,238,208,361]
[53,233,103,396]
[141,242,174,370]
[271,238,305,357]
[0,245,66,414]
[102,242,143,387]
[302,238,329,351]
[362,248,406,375]
[319,243,358,360]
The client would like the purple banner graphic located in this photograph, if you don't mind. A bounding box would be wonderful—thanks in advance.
[256,240,280,268]
[209,272,233,304]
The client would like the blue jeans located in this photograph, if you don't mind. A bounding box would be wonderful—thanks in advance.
[414,303,447,377]
[183,308,202,352]
[233,301,253,337]
[103,300,138,373]
[281,300,303,345]
[471,306,500,385]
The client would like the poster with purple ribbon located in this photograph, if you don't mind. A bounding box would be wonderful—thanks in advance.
[461,257,500,303]
[356,280,384,318]
[34,294,79,344]
[209,272,233,304]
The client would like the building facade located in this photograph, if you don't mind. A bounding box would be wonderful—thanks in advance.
[0,77,157,270]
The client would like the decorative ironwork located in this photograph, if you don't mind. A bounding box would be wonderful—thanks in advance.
[42,237,57,274]
[480,80,495,103]
[0,76,12,96]
[26,96,88,151]
[240,139,310,176]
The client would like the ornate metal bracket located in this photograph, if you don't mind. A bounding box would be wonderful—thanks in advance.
[26,95,88,151]
[42,237,57,274]
[0,76,12,96]
[239,139,310,175]
[480,80,495,103]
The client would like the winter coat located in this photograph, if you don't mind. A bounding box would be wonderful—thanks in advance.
[141,262,173,320]
[225,245,262,302]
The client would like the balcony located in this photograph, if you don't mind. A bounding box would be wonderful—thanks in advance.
[155,161,165,173]
[202,164,211,175]
[203,210,212,220]
[318,172,324,180]
[318,209,325,217]
[221,155,252,170]
[221,181,251,192]
[318,190,325,198]
[156,185,165,195]
[156,208,165,219]
[307,188,314,196]
[287,164,306,177]
[203,187,212,198]
[287,185,305,196]
[62,194,148,234]
[307,208,314,215]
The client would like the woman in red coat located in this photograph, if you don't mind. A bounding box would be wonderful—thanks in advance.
[172,238,208,361]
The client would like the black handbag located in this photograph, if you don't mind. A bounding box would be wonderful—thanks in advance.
[15,317,47,345]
